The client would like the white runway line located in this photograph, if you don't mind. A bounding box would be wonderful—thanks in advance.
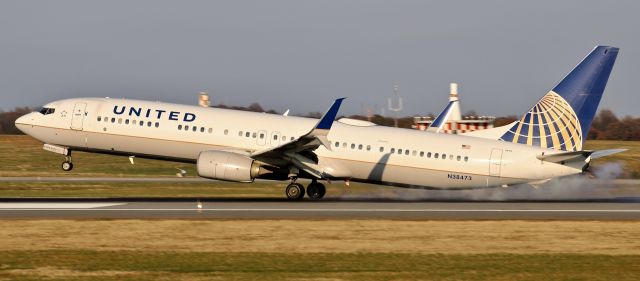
[0,203,126,209]
[0,208,639,212]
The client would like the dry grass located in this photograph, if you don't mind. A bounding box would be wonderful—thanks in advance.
[1,220,639,255]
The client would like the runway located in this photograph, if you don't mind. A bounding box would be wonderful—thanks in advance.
[1,199,639,219]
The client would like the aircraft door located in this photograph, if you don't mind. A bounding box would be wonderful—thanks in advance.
[71,102,87,131]
[257,130,267,146]
[488,148,503,186]
[270,131,281,147]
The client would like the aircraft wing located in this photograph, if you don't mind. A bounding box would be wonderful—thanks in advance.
[426,100,458,133]
[250,98,346,178]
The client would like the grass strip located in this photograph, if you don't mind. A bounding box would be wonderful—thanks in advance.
[0,250,638,281]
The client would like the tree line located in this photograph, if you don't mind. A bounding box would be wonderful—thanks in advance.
[1,105,638,141]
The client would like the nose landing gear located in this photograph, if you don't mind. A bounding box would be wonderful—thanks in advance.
[61,155,73,171]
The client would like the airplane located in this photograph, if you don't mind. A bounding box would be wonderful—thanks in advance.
[15,45,624,200]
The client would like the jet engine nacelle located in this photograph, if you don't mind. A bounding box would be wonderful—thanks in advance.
[196,151,264,182]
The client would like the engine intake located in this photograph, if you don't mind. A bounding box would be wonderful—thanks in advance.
[197,151,265,182]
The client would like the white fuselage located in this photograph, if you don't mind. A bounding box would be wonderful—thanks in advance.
[15,98,585,189]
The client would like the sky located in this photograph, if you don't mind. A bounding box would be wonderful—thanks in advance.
[0,0,638,117]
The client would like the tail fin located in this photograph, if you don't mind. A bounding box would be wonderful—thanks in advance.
[499,46,618,151]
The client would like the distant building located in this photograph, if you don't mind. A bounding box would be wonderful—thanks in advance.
[198,92,211,107]
[412,83,495,134]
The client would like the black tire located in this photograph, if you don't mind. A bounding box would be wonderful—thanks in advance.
[317,183,326,199]
[61,161,73,171]
[307,182,326,200]
[285,183,305,200]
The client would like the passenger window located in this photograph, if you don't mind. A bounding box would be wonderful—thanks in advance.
[464,156,469,162]
[131,119,136,124]
[405,150,409,155]
[208,128,213,133]
[260,133,265,139]
[449,155,453,160]
[412,150,416,156]
[178,125,182,130]
[398,149,403,154]
[193,126,197,132]
[97,116,101,121]
[238,131,243,136]
[351,143,355,149]
[342,142,347,148]
[273,135,278,140]
[390,148,395,153]
[105,118,109,123]
[366,145,371,151]
[379,147,384,152]
[111,118,115,123]
[434,153,439,158]
[335,142,340,147]
[185,125,189,131]
[139,121,144,126]
[147,121,152,127]
[358,144,363,150]
[442,154,446,159]
[125,119,130,125]
[282,136,286,141]
[457,155,461,161]
[118,118,122,124]
[245,132,250,137]
[427,152,432,158]
[155,122,159,128]
[224,129,228,135]
[291,137,294,141]
[419,151,424,157]
[200,127,205,133]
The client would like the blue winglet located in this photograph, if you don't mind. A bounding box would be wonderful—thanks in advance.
[316,98,346,130]
[430,100,456,129]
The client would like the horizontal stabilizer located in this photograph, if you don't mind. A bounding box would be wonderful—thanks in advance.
[536,150,591,163]
[590,148,627,159]
[536,148,626,163]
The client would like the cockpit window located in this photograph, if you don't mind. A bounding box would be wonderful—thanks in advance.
[39,107,55,115]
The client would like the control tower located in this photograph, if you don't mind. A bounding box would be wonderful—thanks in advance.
[412,83,495,134]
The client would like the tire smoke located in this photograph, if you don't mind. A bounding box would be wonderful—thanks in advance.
[335,162,625,201]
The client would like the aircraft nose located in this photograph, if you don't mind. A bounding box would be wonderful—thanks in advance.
[14,113,34,133]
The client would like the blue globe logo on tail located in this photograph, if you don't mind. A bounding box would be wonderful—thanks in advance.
[500,91,583,151]
[499,46,618,152]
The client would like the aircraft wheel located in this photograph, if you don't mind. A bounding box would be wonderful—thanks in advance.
[307,182,326,200]
[61,161,73,171]
[285,183,305,200]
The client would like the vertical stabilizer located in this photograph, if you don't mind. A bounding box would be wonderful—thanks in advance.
[499,46,618,151]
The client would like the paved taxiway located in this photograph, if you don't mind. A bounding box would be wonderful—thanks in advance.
[1,199,639,219]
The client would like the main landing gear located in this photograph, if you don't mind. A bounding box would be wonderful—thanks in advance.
[285,179,326,200]
[61,154,73,171]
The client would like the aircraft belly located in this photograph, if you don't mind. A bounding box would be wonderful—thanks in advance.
[325,157,491,189]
